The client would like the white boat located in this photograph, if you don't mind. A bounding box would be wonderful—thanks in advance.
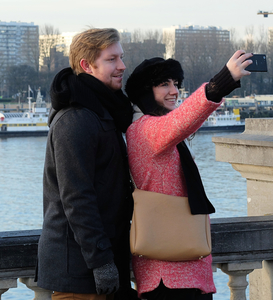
[198,109,245,132]
[0,88,49,137]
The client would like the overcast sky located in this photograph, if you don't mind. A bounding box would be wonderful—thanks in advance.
[1,0,273,38]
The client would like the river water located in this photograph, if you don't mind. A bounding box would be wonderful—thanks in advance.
[0,132,248,300]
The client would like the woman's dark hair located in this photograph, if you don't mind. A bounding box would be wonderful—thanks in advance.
[125,58,184,116]
[150,105,172,116]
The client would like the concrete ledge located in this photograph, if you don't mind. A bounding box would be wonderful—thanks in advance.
[243,118,273,135]
[212,118,273,167]
[211,215,273,263]
[0,229,40,274]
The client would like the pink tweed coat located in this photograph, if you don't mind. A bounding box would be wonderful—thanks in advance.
[126,84,222,298]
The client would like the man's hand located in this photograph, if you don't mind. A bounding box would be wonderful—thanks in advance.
[93,260,119,295]
[226,50,253,81]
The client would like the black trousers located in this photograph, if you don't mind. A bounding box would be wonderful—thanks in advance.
[142,280,213,300]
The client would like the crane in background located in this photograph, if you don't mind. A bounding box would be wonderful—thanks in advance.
[257,10,273,17]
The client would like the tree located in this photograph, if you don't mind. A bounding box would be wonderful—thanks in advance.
[237,26,271,96]
[121,29,165,86]
[229,28,245,53]
[267,33,273,94]
[131,28,143,43]
[163,30,176,59]
[143,29,163,44]
[39,24,61,72]
[6,65,38,101]
[39,24,69,100]
[244,26,255,53]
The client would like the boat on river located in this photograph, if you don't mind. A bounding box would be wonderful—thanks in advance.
[198,109,245,132]
[0,89,49,137]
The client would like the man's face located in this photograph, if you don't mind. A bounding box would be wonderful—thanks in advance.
[89,42,126,91]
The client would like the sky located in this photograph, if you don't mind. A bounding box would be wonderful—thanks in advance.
[1,0,273,39]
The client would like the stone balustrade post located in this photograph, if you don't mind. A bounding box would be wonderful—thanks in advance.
[0,289,8,299]
[218,262,262,300]
[19,277,52,300]
[0,278,17,299]
[212,118,273,300]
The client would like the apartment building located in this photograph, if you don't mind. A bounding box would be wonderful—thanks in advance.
[163,25,230,59]
[0,21,39,71]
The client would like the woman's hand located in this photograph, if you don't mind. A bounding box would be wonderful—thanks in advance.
[226,50,253,82]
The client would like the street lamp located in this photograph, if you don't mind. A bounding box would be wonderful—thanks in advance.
[257,10,273,18]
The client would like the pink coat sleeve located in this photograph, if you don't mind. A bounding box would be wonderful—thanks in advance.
[129,84,223,155]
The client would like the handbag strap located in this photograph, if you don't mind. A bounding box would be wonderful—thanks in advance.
[129,170,137,189]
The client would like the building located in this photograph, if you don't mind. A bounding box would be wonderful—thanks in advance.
[163,25,230,59]
[0,21,39,72]
[58,32,78,56]
[39,31,77,71]
[163,25,231,93]
[40,47,69,73]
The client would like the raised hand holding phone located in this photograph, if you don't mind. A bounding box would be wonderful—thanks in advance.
[226,50,253,81]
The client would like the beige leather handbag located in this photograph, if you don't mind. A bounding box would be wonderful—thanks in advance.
[130,188,211,261]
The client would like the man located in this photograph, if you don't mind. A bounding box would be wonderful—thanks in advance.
[36,28,135,300]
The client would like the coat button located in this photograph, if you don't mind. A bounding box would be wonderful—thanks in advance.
[98,241,105,249]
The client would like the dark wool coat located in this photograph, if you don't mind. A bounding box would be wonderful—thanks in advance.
[37,104,133,294]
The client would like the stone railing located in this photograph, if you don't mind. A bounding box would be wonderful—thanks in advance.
[1,215,273,300]
[0,229,51,299]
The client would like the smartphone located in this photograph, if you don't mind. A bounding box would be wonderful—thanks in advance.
[245,54,267,72]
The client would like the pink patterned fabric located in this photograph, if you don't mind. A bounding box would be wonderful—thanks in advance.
[126,84,222,298]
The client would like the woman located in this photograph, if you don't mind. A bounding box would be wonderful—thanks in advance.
[125,50,252,300]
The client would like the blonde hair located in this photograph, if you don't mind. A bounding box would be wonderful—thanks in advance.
[69,28,120,75]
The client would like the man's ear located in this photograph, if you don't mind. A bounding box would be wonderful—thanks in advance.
[80,59,93,74]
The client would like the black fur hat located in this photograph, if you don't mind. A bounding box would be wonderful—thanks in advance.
[125,57,184,106]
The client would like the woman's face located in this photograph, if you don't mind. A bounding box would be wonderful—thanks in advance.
[152,79,179,111]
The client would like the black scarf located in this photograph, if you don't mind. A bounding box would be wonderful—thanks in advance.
[177,142,215,214]
[50,67,134,212]
[50,67,133,133]
[132,93,215,215]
